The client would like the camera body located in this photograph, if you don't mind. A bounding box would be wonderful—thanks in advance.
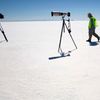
[51,12,70,17]
[0,13,4,19]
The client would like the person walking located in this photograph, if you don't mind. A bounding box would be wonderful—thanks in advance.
[86,13,100,42]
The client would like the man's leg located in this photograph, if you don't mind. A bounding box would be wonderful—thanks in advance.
[87,34,92,42]
[86,29,92,42]
[93,33,100,41]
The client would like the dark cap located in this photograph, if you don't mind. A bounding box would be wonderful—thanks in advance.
[88,13,93,18]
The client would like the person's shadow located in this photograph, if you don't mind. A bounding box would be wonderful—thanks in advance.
[89,41,99,46]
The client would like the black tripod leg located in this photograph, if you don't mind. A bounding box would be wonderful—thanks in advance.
[0,23,8,42]
[65,24,77,49]
[69,32,77,49]
[58,20,65,54]
[1,30,8,42]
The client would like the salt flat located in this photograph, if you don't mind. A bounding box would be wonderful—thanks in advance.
[0,21,100,100]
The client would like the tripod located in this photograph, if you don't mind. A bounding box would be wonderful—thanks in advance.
[0,22,8,42]
[58,16,77,56]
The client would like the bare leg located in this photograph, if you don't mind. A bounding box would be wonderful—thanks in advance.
[93,33,100,41]
[87,33,92,42]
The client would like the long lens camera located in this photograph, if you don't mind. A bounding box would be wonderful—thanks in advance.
[0,13,4,19]
[51,12,70,17]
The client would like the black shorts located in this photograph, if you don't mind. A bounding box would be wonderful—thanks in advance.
[89,28,95,35]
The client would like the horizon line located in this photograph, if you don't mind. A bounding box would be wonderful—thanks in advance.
[0,19,92,22]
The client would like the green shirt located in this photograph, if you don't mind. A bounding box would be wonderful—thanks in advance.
[88,17,97,29]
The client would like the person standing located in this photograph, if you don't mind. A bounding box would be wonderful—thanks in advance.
[86,13,100,42]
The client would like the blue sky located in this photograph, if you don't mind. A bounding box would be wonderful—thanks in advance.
[0,0,100,20]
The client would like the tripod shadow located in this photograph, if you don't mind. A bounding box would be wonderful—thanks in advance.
[49,53,70,60]
[89,41,99,46]
[0,40,6,43]
[48,49,76,60]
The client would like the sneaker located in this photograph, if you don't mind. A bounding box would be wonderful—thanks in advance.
[98,37,100,42]
[86,39,91,42]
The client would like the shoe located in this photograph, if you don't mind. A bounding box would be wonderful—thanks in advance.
[98,37,100,42]
[86,39,91,42]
